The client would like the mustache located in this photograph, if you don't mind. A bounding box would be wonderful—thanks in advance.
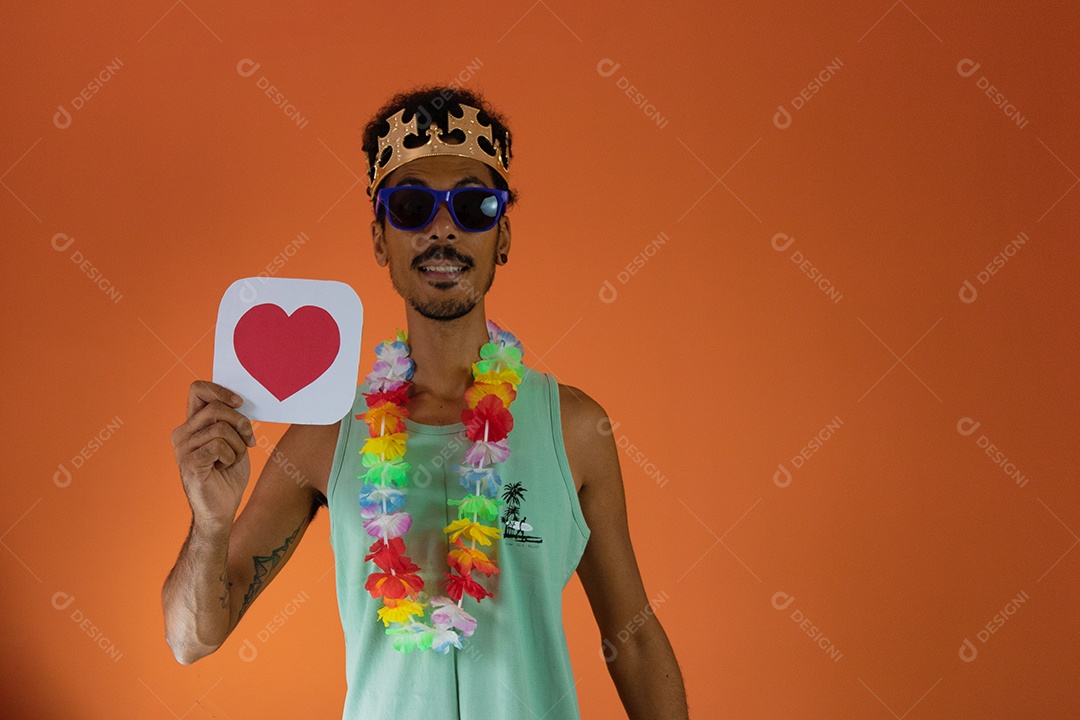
[413,246,472,268]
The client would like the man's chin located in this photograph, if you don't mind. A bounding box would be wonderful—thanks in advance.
[409,297,476,322]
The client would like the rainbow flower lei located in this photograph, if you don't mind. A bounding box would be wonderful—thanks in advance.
[356,319,525,653]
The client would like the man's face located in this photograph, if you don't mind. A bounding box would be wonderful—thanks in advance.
[371,155,511,322]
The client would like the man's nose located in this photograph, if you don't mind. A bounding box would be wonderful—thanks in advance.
[425,199,457,240]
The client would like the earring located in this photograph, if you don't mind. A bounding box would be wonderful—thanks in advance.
[500,253,508,263]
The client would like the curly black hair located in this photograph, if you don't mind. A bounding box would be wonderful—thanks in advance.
[361,85,519,223]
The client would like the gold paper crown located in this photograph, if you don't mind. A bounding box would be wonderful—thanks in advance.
[367,104,511,197]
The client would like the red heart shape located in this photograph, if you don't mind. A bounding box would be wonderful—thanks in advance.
[233,304,341,402]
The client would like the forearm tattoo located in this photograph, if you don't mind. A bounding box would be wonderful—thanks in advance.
[218,553,232,609]
[237,519,304,621]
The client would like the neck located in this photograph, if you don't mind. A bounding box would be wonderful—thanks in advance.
[403,301,490,401]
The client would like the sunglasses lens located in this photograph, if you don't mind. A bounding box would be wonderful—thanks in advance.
[386,189,435,229]
[453,189,502,231]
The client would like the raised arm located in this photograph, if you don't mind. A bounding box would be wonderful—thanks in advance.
[561,384,690,719]
[162,380,335,664]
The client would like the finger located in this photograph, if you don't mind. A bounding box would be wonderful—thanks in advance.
[187,380,244,420]
[184,401,256,447]
[191,436,238,474]
[184,434,242,478]
[184,420,249,465]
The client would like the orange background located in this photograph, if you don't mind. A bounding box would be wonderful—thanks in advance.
[3,1,1078,717]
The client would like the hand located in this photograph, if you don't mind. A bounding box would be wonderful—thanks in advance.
[171,380,257,529]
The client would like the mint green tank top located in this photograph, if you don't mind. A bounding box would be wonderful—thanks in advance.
[326,362,591,719]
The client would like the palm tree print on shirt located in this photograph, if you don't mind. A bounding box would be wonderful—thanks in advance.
[501,481,543,544]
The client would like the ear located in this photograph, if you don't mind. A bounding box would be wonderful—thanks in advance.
[371,217,388,267]
[496,215,511,264]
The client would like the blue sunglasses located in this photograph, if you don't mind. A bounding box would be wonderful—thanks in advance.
[375,185,509,233]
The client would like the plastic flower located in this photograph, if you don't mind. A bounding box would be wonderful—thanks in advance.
[364,537,418,573]
[462,393,514,442]
[431,627,464,654]
[359,483,405,511]
[385,624,461,654]
[464,439,510,466]
[363,511,412,539]
[473,365,523,390]
[474,341,523,375]
[377,598,425,626]
[360,400,408,435]
[363,381,410,408]
[362,320,527,653]
[464,381,516,409]
[486,319,523,354]
[366,340,413,388]
[447,537,499,576]
[444,518,502,546]
[375,338,411,364]
[386,625,435,653]
[371,352,410,376]
[430,596,477,637]
[441,571,493,603]
[365,570,424,600]
[360,453,410,486]
[362,432,407,460]
[367,358,413,393]
[456,465,502,497]
[447,494,502,522]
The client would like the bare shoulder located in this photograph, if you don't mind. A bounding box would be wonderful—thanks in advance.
[557,383,616,494]
[557,382,608,433]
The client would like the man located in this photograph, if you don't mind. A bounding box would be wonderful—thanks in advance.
[163,85,689,719]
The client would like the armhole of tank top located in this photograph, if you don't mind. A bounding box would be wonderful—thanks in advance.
[325,392,356,538]
[545,373,591,543]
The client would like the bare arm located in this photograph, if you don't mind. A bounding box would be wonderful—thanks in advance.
[162,380,335,664]
[561,384,690,719]
[162,515,237,664]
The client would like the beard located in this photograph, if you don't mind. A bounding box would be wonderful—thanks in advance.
[390,242,499,321]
